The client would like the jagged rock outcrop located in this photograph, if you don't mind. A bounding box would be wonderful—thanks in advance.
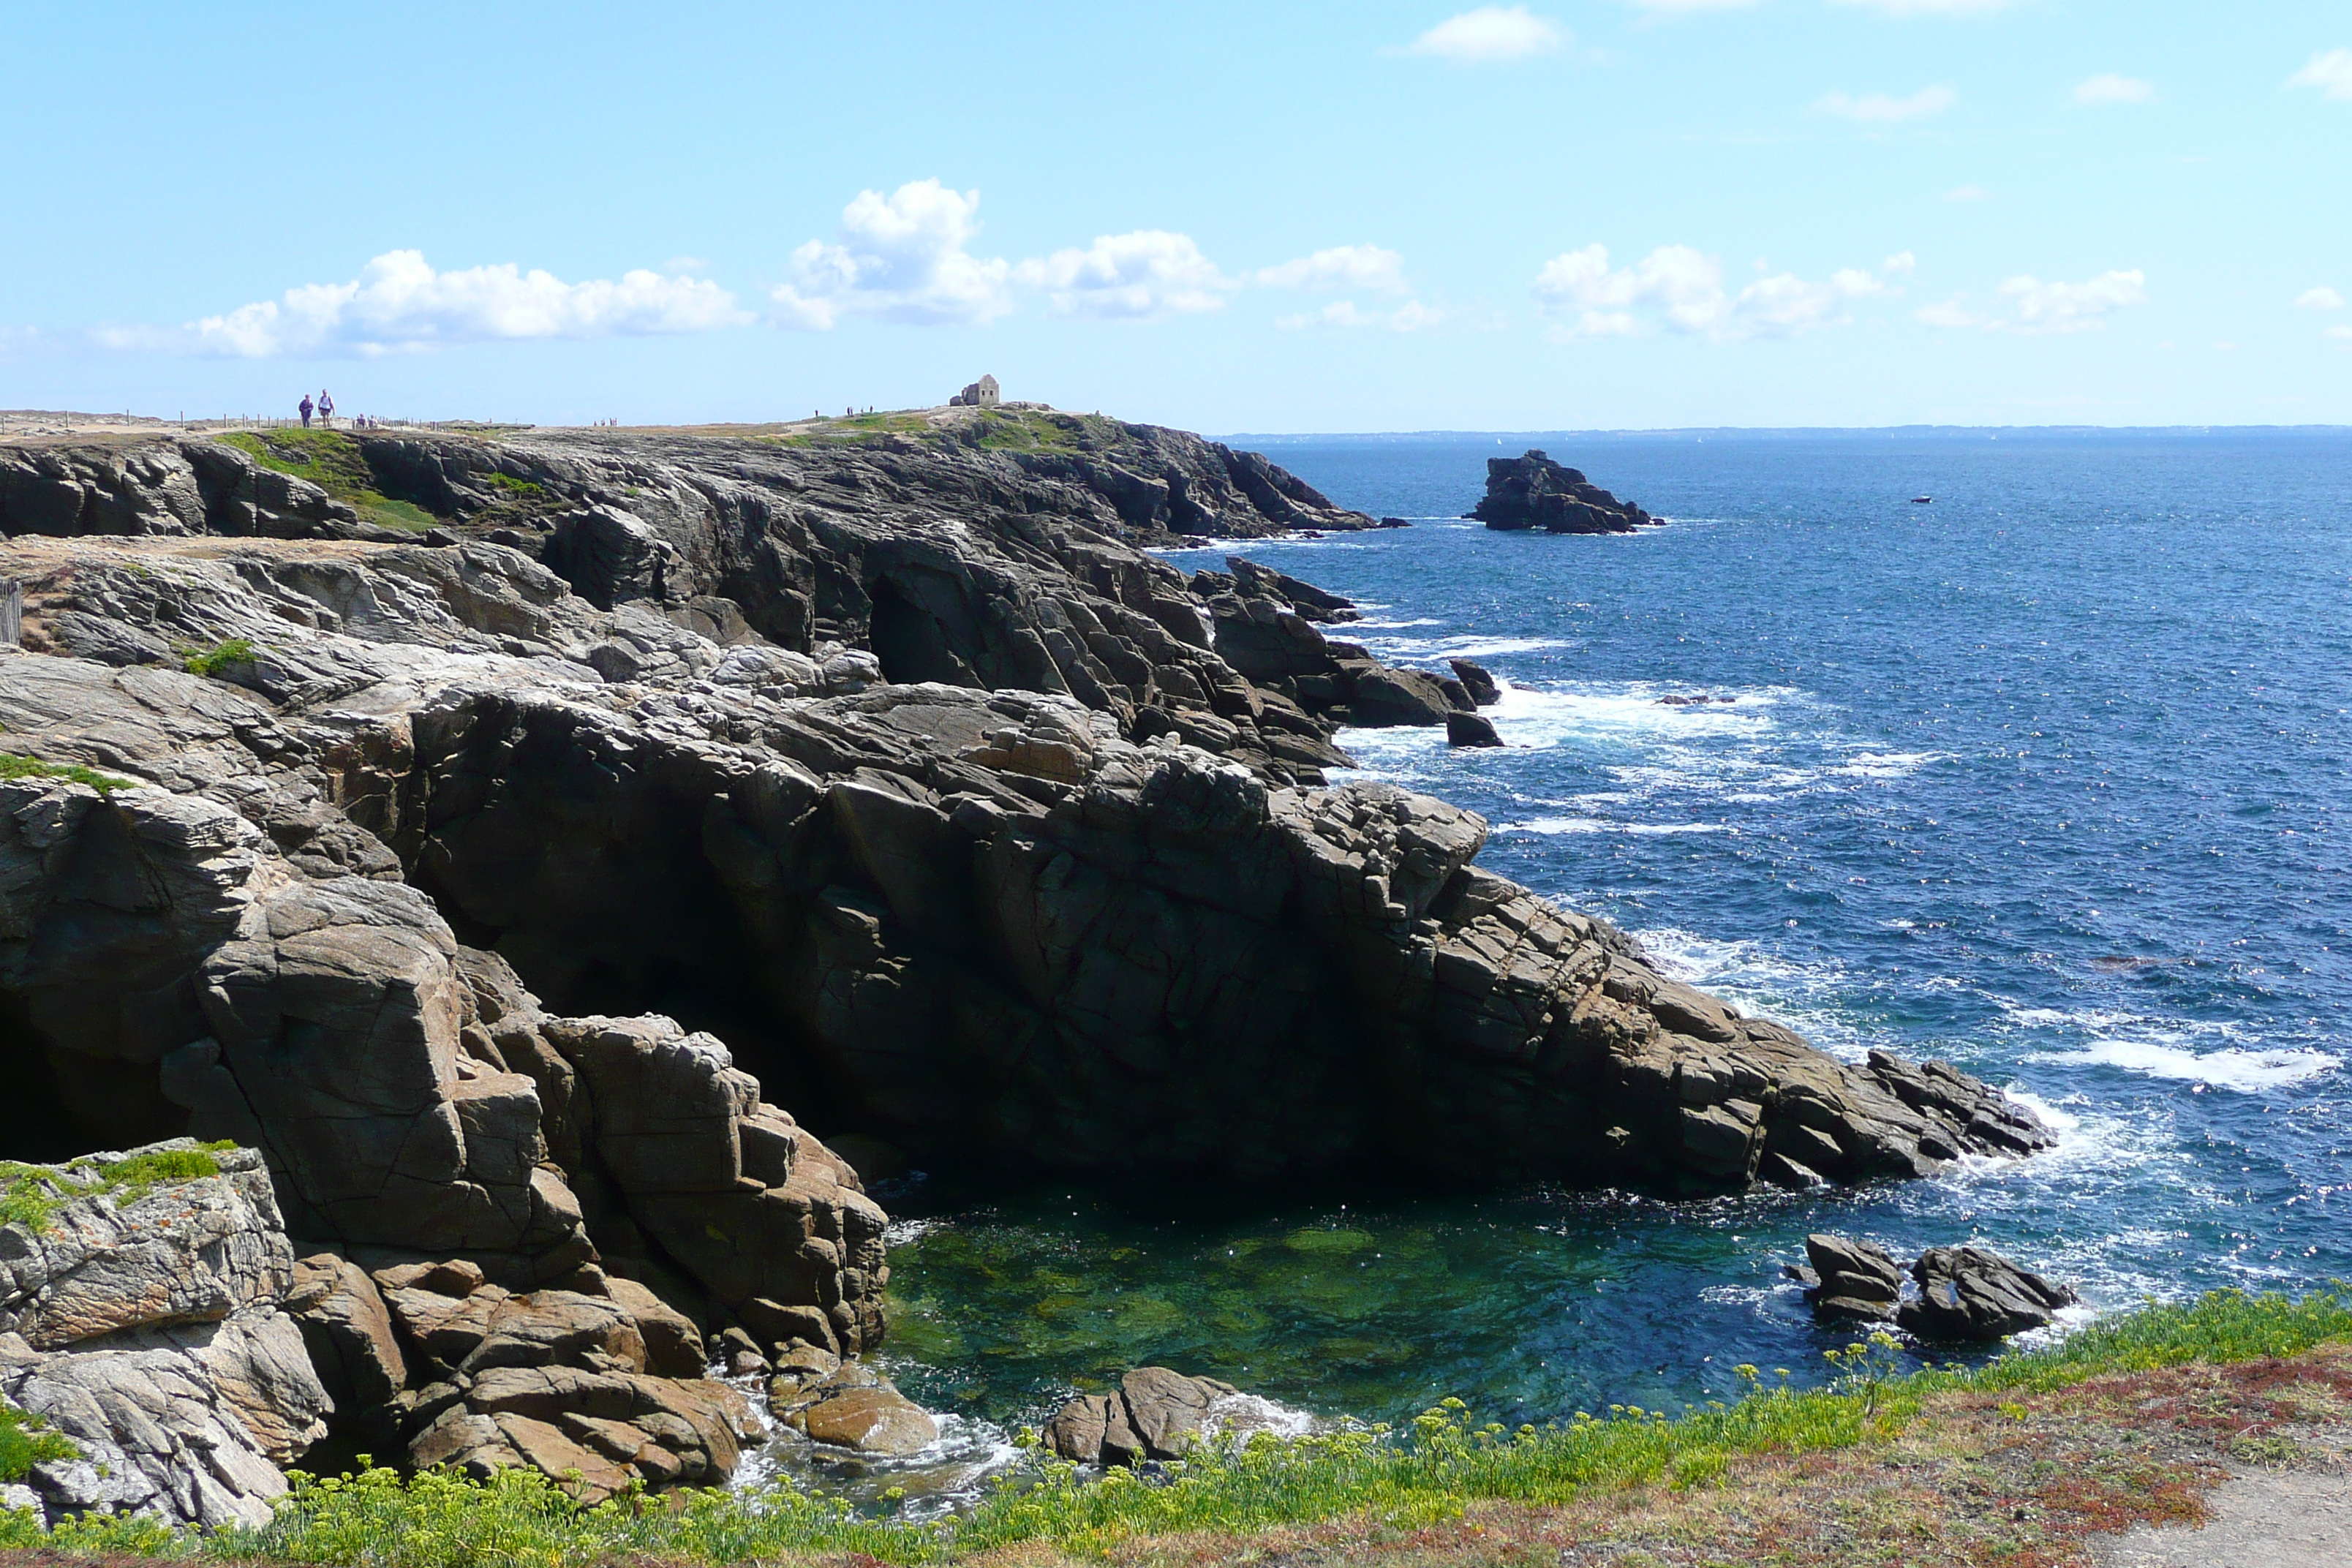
[1798,1234,1904,1322]
[1448,658,1501,707]
[1470,451,1654,535]
[349,1256,760,1499]
[0,1140,331,1529]
[1899,1246,2078,1342]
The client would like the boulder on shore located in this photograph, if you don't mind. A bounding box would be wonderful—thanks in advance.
[1043,1367,1245,1466]
[1469,451,1653,535]
[772,1361,937,1455]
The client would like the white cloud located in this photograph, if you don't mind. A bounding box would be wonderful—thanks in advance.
[1813,85,1957,122]
[1943,183,1991,201]
[1275,298,1461,331]
[1534,243,1908,342]
[1627,0,1759,10]
[2326,325,2352,344]
[1915,268,2148,334]
[2288,48,2352,101]
[2296,286,2346,311]
[771,179,1014,329]
[1406,7,1569,63]
[2074,73,2155,105]
[1013,231,1236,320]
[1914,298,1983,328]
[109,250,746,358]
[2001,269,2146,332]
[1256,245,1408,294]
[1827,0,2013,14]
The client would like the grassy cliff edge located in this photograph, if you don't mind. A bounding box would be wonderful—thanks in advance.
[4,1286,2348,1566]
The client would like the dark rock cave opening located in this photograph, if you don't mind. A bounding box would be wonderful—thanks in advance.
[0,991,190,1164]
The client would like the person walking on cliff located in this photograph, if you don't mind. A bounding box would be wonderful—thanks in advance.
[298,394,314,428]
[318,390,334,429]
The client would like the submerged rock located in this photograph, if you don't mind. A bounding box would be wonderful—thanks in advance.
[1469,451,1653,535]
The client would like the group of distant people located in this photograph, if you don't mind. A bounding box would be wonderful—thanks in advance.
[295,392,389,430]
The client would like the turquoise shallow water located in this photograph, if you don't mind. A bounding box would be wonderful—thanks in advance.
[851,431,2351,1479]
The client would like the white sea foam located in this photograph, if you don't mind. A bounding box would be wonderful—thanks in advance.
[1997,1003,2338,1093]
[1360,633,1572,659]
[1504,817,1732,837]
[2038,1039,2340,1092]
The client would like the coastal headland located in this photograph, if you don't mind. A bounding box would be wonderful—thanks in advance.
[0,405,2064,1527]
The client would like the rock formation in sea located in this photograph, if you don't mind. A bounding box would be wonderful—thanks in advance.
[1469,451,1654,534]
[0,410,2051,1517]
[1787,1234,2078,1341]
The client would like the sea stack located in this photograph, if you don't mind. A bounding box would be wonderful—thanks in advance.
[1469,451,1654,534]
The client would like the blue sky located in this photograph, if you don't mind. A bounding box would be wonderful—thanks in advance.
[4,2,2347,431]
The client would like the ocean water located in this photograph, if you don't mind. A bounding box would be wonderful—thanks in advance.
[822,431,2351,1504]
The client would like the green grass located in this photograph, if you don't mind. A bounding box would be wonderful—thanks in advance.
[0,1142,234,1235]
[4,1286,2343,1564]
[0,753,132,794]
[219,430,439,532]
[0,1405,76,1487]
[184,637,258,677]
[966,408,1096,453]
[777,412,935,447]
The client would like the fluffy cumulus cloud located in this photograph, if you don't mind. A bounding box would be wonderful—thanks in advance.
[1256,244,1408,294]
[1533,244,1912,342]
[111,250,745,358]
[2288,48,2352,100]
[1406,7,1569,64]
[2296,286,2346,311]
[1915,269,2148,333]
[772,180,1014,329]
[1012,231,1236,320]
[1813,85,1956,122]
[2074,73,2155,105]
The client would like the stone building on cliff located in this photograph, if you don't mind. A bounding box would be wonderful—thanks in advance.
[948,374,1000,407]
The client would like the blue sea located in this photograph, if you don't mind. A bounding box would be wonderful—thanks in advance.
[788,430,2352,1507]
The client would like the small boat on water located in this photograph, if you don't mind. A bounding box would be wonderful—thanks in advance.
[1910,495,1932,504]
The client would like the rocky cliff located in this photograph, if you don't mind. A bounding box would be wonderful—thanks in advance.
[0,418,2050,1503]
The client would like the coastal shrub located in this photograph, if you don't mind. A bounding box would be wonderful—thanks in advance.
[0,752,132,794]
[184,637,258,676]
[12,1287,2349,1566]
